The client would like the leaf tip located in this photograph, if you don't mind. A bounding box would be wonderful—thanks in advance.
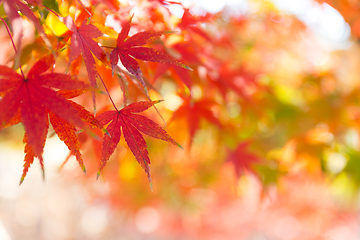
[82,165,87,175]
[184,65,193,71]
[146,165,153,191]
[103,128,111,137]
[177,143,184,150]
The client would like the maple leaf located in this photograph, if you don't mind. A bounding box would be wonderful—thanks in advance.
[20,134,42,184]
[0,55,91,182]
[48,99,106,174]
[170,97,222,147]
[1,0,51,54]
[226,141,261,178]
[109,16,191,93]
[50,111,86,170]
[96,100,182,188]
[209,63,260,103]
[60,16,106,89]
[178,9,214,42]
[153,63,192,89]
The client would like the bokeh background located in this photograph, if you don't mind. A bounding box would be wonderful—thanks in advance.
[1,0,360,239]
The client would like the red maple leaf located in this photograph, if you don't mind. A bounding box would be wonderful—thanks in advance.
[226,141,261,178]
[178,9,214,42]
[170,97,222,147]
[0,55,95,183]
[210,63,260,103]
[96,100,182,188]
[153,63,192,89]
[48,99,105,175]
[109,16,191,93]
[60,16,106,88]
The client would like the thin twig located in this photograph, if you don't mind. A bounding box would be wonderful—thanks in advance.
[98,74,118,111]
[0,17,25,77]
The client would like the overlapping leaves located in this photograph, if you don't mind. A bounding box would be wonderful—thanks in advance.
[0,55,103,183]
[110,16,191,93]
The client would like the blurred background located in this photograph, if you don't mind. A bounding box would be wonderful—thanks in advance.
[1,0,360,239]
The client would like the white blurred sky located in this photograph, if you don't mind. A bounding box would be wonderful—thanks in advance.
[168,0,351,51]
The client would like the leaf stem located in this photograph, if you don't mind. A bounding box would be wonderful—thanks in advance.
[44,6,60,17]
[98,74,118,111]
[77,0,92,18]
[0,17,25,77]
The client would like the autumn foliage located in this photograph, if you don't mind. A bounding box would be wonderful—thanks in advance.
[0,0,359,202]
[0,0,193,186]
[3,0,360,239]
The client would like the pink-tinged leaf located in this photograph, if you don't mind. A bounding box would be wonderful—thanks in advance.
[61,15,77,32]
[77,22,104,59]
[2,0,22,50]
[68,30,82,62]
[49,112,86,173]
[96,101,181,188]
[2,0,52,51]
[82,47,100,88]
[15,0,50,47]
[61,16,106,88]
